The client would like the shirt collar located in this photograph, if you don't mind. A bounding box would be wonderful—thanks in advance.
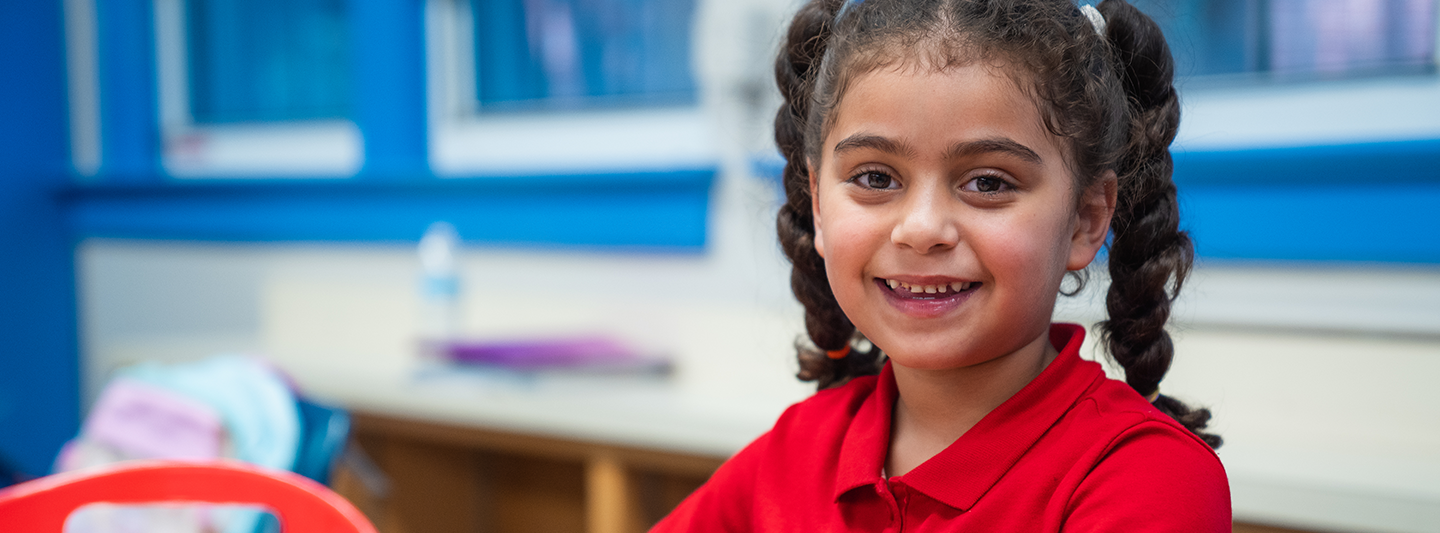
[832,361,897,500]
[831,323,1102,509]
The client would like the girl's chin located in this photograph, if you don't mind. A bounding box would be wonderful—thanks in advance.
[878,324,1055,373]
[870,338,993,371]
[886,353,990,372]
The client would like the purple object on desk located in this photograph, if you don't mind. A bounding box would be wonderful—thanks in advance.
[440,336,671,374]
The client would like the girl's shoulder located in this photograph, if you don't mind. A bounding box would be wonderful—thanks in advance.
[1078,376,1222,456]
[992,375,1230,529]
[1055,379,1232,528]
[1056,376,1229,496]
[769,372,885,441]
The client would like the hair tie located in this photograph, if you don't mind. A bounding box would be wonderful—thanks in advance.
[1145,389,1161,403]
[1080,4,1106,37]
[826,345,851,360]
[834,0,864,25]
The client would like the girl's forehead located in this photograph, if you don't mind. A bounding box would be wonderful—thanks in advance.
[831,63,1054,142]
[842,37,1026,83]
[828,45,1043,127]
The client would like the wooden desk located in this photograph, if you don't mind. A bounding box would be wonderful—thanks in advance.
[293,364,798,533]
[339,410,724,533]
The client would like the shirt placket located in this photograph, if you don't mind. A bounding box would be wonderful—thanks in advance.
[875,479,907,532]
[893,481,913,531]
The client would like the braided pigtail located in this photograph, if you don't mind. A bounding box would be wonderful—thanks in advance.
[775,0,884,390]
[1096,0,1220,448]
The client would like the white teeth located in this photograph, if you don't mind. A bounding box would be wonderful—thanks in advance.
[887,279,974,294]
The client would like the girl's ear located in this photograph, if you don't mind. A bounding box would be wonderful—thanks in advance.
[1067,171,1118,271]
[809,160,826,259]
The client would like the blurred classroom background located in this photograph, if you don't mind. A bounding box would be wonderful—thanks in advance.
[1,0,1437,532]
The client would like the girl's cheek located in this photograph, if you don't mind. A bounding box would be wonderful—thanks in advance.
[828,206,886,245]
[973,214,1069,275]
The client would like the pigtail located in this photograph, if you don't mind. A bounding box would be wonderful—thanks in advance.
[1096,0,1221,448]
[775,0,884,390]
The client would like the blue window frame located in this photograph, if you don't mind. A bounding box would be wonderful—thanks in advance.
[470,0,698,111]
[185,0,350,123]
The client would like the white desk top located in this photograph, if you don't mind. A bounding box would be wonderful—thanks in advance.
[290,361,795,459]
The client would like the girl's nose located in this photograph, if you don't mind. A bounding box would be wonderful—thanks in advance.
[891,188,960,254]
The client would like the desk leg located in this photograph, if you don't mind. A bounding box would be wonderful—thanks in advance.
[587,452,641,533]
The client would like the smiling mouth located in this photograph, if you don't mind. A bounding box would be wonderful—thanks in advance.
[876,278,982,299]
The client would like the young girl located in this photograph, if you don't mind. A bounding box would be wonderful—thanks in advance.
[657,0,1227,530]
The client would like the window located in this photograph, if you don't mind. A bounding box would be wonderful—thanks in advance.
[185,0,350,123]
[66,0,714,249]
[470,0,697,112]
[156,0,361,177]
[1145,0,1440,153]
[1134,0,1436,80]
[427,0,714,176]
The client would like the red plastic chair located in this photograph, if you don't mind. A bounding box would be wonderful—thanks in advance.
[0,459,377,532]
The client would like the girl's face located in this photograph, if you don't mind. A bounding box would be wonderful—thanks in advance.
[810,62,1113,371]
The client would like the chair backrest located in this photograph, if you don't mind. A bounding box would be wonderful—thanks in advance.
[0,459,377,533]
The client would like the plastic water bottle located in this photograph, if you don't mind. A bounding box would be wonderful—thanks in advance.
[417,221,461,358]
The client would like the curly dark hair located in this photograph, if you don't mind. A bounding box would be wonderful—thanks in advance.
[774,0,1220,448]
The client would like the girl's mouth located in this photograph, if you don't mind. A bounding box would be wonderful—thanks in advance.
[873,278,981,317]
[876,278,981,299]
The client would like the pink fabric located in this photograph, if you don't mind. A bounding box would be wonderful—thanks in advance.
[83,378,223,460]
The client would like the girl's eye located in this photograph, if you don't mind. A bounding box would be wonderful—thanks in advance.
[963,174,1013,194]
[852,171,899,190]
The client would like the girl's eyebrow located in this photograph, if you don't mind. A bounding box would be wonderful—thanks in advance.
[833,133,1041,165]
[832,134,918,158]
[944,138,1042,164]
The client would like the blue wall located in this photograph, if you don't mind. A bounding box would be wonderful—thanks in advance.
[63,171,714,249]
[0,2,80,477]
[1174,139,1440,264]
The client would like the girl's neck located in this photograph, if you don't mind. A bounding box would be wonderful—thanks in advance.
[885,330,1059,477]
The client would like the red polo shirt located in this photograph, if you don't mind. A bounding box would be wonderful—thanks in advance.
[655,324,1229,532]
